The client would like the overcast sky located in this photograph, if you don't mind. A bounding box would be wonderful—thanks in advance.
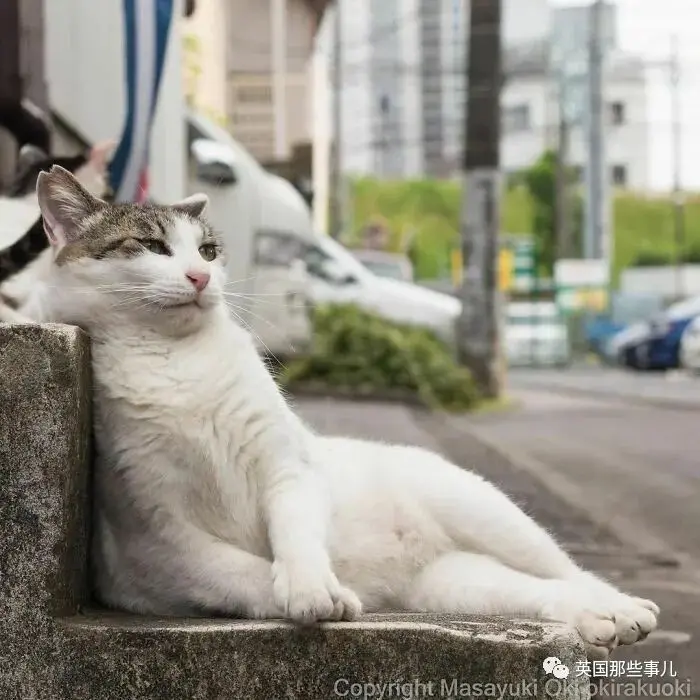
[552,0,700,191]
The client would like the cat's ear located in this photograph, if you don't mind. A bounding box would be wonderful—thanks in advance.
[36,165,106,248]
[17,144,47,170]
[172,193,208,219]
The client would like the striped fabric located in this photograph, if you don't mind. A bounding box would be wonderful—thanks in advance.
[108,0,175,203]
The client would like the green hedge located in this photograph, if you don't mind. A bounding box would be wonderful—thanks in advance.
[349,177,700,285]
[279,304,480,412]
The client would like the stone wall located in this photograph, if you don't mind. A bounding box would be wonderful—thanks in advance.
[0,323,588,699]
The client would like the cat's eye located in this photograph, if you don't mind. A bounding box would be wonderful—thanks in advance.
[143,239,170,256]
[198,244,217,262]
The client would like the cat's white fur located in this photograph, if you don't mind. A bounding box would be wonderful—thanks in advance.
[26,167,659,658]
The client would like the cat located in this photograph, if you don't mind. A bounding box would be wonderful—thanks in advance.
[27,164,659,660]
[0,141,113,321]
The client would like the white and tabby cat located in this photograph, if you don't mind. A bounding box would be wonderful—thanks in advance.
[25,165,658,659]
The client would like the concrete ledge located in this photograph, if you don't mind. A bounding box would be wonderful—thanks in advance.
[56,612,587,700]
[0,324,588,699]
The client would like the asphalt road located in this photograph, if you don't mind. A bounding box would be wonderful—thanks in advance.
[509,366,700,409]
[297,391,700,694]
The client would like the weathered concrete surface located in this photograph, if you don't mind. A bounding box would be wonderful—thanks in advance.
[0,326,588,699]
[0,323,92,693]
[56,613,586,700]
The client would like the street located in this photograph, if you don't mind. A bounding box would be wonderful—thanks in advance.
[296,383,700,695]
[509,366,700,410]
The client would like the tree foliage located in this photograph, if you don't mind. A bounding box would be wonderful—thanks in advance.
[521,150,583,275]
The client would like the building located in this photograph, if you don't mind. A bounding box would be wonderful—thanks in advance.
[184,0,329,164]
[320,0,651,190]
[502,46,651,190]
[320,0,552,179]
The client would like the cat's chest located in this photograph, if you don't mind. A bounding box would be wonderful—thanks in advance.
[91,339,271,470]
[91,343,269,546]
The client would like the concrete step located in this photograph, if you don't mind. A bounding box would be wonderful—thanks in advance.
[0,324,587,699]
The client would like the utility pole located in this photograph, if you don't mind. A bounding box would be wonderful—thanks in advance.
[555,80,573,259]
[328,0,343,238]
[584,0,609,263]
[670,35,685,300]
[271,0,288,161]
[458,0,502,398]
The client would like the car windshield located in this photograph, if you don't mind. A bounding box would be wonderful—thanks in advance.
[665,296,700,321]
[360,260,406,280]
[507,316,562,327]
[314,236,369,279]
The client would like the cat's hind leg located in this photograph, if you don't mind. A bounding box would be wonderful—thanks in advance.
[401,455,579,579]
[404,551,658,659]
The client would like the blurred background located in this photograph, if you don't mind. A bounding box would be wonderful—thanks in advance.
[2,0,700,378]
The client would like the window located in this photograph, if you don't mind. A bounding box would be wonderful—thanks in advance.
[235,85,272,104]
[254,230,304,267]
[610,101,625,125]
[611,164,627,186]
[231,112,272,126]
[502,104,530,133]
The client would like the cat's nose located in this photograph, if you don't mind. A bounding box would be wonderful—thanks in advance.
[186,271,210,292]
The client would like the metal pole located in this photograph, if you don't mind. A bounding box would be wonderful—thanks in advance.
[584,0,608,263]
[328,0,343,238]
[270,0,288,161]
[458,0,502,398]
[556,79,572,259]
[670,35,685,300]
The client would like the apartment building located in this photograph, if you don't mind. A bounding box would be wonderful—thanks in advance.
[502,48,650,189]
[321,0,551,178]
[184,0,328,163]
[322,0,651,190]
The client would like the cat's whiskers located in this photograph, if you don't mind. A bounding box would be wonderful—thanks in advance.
[223,300,286,368]
[220,291,307,310]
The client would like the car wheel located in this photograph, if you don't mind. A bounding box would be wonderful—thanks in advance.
[635,343,651,370]
[618,348,633,369]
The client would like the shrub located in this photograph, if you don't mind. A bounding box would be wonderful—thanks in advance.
[279,304,480,413]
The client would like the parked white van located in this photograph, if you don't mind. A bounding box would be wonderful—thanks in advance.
[304,233,461,344]
[187,110,314,358]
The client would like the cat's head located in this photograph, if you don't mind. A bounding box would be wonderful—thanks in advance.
[36,165,226,336]
[10,140,114,198]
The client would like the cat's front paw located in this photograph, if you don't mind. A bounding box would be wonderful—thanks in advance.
[272,561,362,624]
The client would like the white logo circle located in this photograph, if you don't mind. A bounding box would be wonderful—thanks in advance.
[542,657,570,679]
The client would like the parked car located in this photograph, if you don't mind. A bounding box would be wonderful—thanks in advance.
[351,249,414,282]
[603,322,649,365]
[504,301,571,368]
[613,295,700,370]
[679,315,700,372]
[304,235,460,344]
[590,293,664,362]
